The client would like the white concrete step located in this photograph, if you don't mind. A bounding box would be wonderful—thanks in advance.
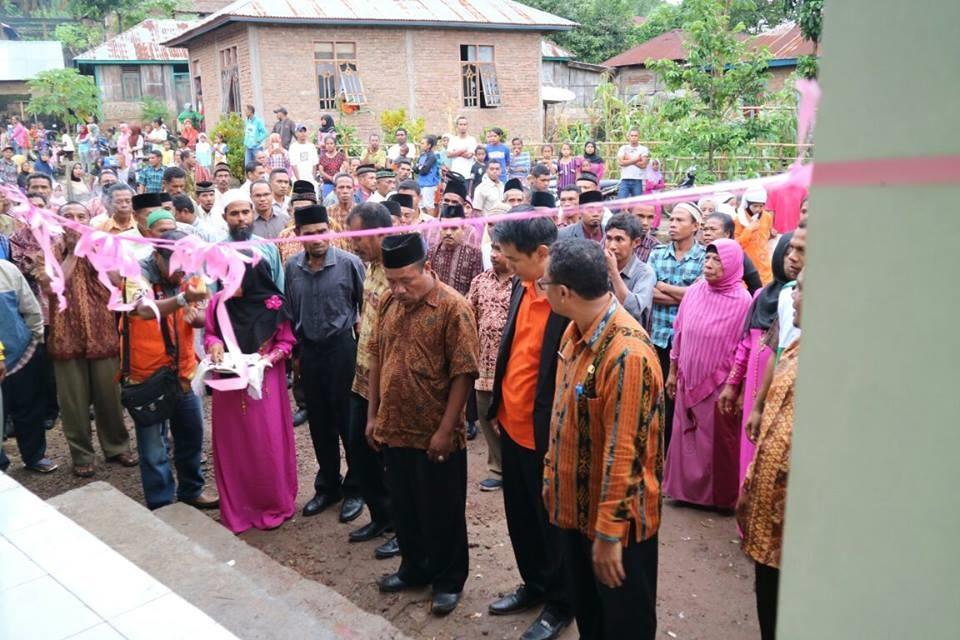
[48,482,408,640]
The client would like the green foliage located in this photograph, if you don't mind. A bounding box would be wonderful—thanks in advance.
[67,0,178,33]
[211,113,245,179]
[646,0,773,177]
[54,23,104,56]
[26,68,101,127]
[120,0,178,31]
[727,0,799,33]
[140,97,171,125]
[796,54,818,79]
[378,109,425,146]
[524,0,643,64]
[797,0,823,45]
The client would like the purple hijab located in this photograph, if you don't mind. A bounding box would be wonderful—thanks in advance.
[671,239,753,407]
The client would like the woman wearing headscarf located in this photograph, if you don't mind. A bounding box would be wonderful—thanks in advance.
[204,260,297,533]
[65,161,91,202]
[735,186,776,285]
[116,124,132,173]
[644,157,666,228]
[318,114,337,143]
[578,140,605,179]
[718,233,793,491]
[664,239,753,509]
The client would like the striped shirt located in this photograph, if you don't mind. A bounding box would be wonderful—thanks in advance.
[544,298,664,545]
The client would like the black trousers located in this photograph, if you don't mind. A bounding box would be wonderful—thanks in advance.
[656,344,675,453]
[1,348,51,467]
[348,393,391,523]
[383,446,468,594]
[300,332,359,498]
[501,427,573,616]
[755,561,780,640]
[465,389,478,423]
[562,530,658,640]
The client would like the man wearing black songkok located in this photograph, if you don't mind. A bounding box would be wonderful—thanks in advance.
[284,204,367,523]
[367,233,479,617]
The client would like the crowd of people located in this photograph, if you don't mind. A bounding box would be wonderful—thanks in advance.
[0,104,810,640]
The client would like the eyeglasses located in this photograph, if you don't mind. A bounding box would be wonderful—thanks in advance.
[536,278,558,288]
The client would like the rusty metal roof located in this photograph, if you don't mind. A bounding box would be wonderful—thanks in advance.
[751,23,816,59]
[602,29,687,68]
[541,39,574,60]
[75,19,193,63]
[602,23,815,68]
[165,0,575,46]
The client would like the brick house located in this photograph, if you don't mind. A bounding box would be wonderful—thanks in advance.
[74,20,195,124]
[163,0,573,140]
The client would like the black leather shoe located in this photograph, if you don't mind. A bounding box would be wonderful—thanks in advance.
[520,609,572,640]
[489,585,545,616]
[349,520,393,542]
[466,421,478,440]
[302,493,342,517]
[292,409,309,427]
[378,572,426,593]
[375,535,400,559]
[431,592,462,616]
[339,496,364,523]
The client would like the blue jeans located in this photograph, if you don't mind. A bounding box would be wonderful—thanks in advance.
[134,390,205,510]
[618,178,644,200]
[244,146,260,166]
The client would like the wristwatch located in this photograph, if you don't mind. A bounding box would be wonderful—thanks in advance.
[176,292,188,307]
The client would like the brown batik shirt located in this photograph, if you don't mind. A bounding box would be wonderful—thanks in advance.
[369,274,479,450]
[736,339,800,569]
[429,241,484,296]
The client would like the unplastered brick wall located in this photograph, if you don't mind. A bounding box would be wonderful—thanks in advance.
[184,23,544,140]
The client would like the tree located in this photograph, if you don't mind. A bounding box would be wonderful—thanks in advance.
[67,0,177,34]
[26,68,101,126]
[524,0,642,64]
[54,22,104,56]
[647,0,774,177]
[796,0,823,78]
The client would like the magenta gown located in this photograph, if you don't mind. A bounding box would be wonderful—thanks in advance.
[204,299,298,534]
[727,327,774,489]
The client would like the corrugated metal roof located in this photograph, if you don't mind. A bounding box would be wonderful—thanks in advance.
[165,0,575,46]
[751,23,816,59]
[602,29,687,68]
[602,23,815,68]
[541,39,574,60]
[75,19,193,63]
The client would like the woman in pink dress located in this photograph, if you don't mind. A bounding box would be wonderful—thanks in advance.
[644,158,666,229]
[719,232,794,489]
[665,239,753,510]
[204,260,297,534]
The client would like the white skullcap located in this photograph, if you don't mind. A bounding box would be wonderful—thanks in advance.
[716,203,737,217]
[221,188,253,212]
[697,196,717,209]
[713,191,735,205]
[672,202,703,224]
[742,186,768,205]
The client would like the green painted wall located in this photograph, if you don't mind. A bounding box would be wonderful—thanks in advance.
[778,1,960,637]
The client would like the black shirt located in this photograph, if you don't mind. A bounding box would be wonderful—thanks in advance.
[283,247,365,342]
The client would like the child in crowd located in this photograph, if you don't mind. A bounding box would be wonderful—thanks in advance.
[484,127,510,175]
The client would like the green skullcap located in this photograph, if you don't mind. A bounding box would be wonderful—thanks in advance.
[146,209,176,229]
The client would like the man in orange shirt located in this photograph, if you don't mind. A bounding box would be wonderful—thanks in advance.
[487,211,573,640]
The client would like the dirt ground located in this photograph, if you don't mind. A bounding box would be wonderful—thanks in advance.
[7,394,759,640]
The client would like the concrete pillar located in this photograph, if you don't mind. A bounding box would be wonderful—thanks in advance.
[778,1,960,637]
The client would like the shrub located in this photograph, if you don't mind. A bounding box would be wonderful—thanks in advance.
[211,113,244,179]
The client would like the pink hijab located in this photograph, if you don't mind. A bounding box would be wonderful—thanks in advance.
[671,239,752,407]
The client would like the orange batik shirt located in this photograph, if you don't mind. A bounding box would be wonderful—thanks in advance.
[543,298,664,545]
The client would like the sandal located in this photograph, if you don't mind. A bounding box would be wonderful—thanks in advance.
[73,464,95,478]
[106,452,138,467]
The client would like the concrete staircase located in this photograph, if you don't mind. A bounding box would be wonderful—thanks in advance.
[48,482,409,640]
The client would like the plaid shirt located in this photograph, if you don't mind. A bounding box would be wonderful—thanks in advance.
[634,233,662,263]
[648,241,705,349]
[138,165,165,193]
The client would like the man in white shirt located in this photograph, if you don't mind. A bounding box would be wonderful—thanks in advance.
[616,128,650,199]
[288,125,319,186]
[367,169,395,204]
[446,116,477,178]
[472,161,504,216]
[387,128,418,164]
